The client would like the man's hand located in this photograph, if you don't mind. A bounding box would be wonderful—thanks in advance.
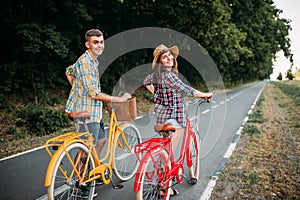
[120,93,131,101]
[66,72,74,85]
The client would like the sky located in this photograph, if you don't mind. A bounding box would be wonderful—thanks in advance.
[270,0,300,80]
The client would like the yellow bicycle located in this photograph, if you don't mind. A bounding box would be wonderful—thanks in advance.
[44,97,141,200]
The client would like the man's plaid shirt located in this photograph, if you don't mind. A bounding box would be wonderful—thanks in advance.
[144,71,195,127]
[65,50,102,123]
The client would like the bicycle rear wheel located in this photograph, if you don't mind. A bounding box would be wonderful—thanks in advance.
[187,132,200,181]
[47,143,95,200]
[136,149,172,200]
[113,123,141,181]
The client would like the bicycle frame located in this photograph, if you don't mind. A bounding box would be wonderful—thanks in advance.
[44,110,132,187]
[133,118,197,192]
[99,109,133,166]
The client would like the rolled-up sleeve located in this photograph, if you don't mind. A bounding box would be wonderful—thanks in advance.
[168,73,195,97]
[66,65,76,77]
[143,73,154,87]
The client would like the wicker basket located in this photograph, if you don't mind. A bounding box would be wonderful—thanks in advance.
[106,96,137,121]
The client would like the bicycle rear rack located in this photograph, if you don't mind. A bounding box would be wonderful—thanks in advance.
[134,138,169,160]
[45,131,92,158]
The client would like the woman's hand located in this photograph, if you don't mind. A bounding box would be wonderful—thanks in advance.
[194,90,213,100]
[204,93,213,102]
[145,84,154,94]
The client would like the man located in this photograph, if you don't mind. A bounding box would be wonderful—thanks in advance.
[65,29,131,158]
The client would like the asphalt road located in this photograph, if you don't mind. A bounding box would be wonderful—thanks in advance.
[0,81,266,200]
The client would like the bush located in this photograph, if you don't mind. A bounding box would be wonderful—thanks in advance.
[6,127,28,140]
[18,103,71,136]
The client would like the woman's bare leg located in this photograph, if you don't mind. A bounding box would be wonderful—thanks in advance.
[96,138,106,159]
[172,128,183,157]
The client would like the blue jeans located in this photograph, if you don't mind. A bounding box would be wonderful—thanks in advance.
[79,120,105,146]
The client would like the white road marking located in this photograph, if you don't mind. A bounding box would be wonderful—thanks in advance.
[199,82,266,200]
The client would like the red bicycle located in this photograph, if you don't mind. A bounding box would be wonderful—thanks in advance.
[133,98,210,200]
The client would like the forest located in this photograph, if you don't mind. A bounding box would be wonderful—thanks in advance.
[0,0,294,136]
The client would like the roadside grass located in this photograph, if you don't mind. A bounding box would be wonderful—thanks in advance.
[0,87,154,158]
[211,80,300,199]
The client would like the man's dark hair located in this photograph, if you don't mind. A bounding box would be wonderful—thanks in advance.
[85,29,103,41]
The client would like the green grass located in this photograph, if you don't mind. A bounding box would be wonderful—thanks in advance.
[242,124,261,136]
[248,95,265,124]
[272,80,300,108]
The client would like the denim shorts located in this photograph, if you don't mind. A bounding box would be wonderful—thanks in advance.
[79,120,105,146]
[164,119,182,128]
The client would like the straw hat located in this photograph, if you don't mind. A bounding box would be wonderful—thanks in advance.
[152,44,179,69]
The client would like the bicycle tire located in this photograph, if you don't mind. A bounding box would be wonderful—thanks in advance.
[113,123,141,181]
[136,149,172,200]
[47,142,96,200]
[187,131,200,181]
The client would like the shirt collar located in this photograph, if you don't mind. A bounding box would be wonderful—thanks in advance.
[85,50,99,66]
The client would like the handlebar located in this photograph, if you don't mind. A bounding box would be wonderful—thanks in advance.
[185,96,212,123]
[186,96,212,107]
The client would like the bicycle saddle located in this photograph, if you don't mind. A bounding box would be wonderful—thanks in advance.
[154,123,176,133]
[68,111,91,120]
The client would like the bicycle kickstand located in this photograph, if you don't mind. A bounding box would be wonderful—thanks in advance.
[110,178,124,189]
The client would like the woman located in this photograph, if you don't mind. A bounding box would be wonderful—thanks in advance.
[143,44,212,196]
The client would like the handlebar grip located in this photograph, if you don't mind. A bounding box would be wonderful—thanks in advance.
[204,95,212,103]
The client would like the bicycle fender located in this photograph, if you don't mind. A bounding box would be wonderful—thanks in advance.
[44,140,82,187]
[44,146,64,187]
[134,148,166,193]
[133,155,150,192]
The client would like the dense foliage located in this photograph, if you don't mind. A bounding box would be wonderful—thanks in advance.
[0,0,293,96]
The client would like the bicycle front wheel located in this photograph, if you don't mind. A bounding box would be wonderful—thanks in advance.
[187,132,200,181]
[47,143,96,200]
[136,149,172,200]
[113,123,141,181]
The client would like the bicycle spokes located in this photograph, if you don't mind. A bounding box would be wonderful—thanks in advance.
[135,149,171,200]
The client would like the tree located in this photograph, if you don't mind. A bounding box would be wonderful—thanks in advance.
[286,68,294,80]
[227,0,293,82]
[0,0,93,97]
[277,72,283,81]
[123,0,252,85]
